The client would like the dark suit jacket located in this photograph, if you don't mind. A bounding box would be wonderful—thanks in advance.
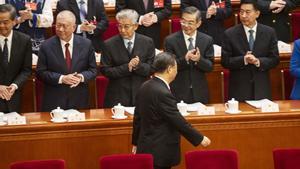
[0,31,32,113]
[221,23,279,101]
[164,31,214,104]
[36,35,97,112]
[132,77,203,167]
[181,0,232,45]
[57,0,109,52]
[101,33,155,108]
[257,0,297,42]
[116,0,172,48]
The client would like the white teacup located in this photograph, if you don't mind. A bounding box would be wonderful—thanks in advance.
[50,107,64,120]
[111,103,125,118]
[225,98,239,113]
[177,100,188,115]
[0,112,4,122]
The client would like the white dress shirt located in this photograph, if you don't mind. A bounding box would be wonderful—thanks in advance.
[0,31,13,62]
[123,33,136,50]
[182,31,197,50]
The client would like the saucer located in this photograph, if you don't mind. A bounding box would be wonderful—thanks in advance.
[50,118,67,123]
[225,110,241,114]
[0,121,6,126]
[112,115,127,119]
[181,112,191,116]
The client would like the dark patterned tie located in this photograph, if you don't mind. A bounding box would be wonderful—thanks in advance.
[127,41,133,54]
[65,43,72,71]
[2,38,9,67]
[188,37,194,50]
[248,29,254,51]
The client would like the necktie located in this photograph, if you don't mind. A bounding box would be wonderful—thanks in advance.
[2,38,8,67]
[79,0,87,22]
[248,29,254,51]
[127,41,133,54]
[143,0,148,10]
[65,43,72,71]
[188,37,194,50]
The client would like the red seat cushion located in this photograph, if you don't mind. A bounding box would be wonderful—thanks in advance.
[96,76,109,108]
[273,148,300,169]
[291,12,300,41]
[103,20,119,40]
[171,18,181,33]
[100,154,153,169]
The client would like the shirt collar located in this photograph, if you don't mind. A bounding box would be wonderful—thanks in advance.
[243,21,258,33]
[0,30,13,43]
[123,32,136,45]
[60,34,74,47]
[154,75,170,90]
[182,31,197,42]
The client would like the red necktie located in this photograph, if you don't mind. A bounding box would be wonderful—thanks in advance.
[65,43,71,71]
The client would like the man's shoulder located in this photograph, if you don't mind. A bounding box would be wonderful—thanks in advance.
[13,31,31,41]
[165,31,182,44]
[257,23,275,33]
[197,31,213,41]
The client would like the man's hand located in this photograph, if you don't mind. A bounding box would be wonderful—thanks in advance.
[70,73,83,88]
[201,136,211,147]
[6,84,17,100]
[244,52,259,65]
[0,85,10,100]
[190,47,201,62]
[207,1,217,18]
[62,73,81,86]
[132,145,137,154]
[19,9,33,21]
[141,12,157,27]
[80,21,96,32]
[128,56,140,72]
[269,0,286,11]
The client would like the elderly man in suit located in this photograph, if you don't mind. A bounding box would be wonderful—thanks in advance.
[36,10,97,112]
[221,0,279,102]
[57,0,108,53]
[0,4,32,113]
[132,52,211,169]
[116,0,171,48]
[164,6,214,104]
[101,9,155,108]
[181,0,232,45]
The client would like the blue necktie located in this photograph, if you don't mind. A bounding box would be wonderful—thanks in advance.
[2,38,8,67]
[248,29,254,51]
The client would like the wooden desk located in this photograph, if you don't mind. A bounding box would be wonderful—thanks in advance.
[1,100,300,169]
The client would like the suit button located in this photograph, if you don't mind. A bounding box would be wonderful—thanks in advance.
[272,19,276,23]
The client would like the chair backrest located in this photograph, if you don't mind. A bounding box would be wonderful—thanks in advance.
[169,18,181,34]
[103,20,119,40]
[221,69,230,102]
[33,78,44,112]
[291,12,300,41]
[185,149,239,169]
[100,154,153,169]
[10,159,65,169]
[280,69,295,100]
[95,75,109,108]
[273,148,300,169]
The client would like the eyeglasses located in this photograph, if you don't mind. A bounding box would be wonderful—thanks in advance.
[180,20,196,27]
[117,24,135,30]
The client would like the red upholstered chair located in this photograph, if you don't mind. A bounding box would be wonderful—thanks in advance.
[10,159,65,169]
[291,12,300,41]
[100,154,153,169]
[273,148,300,169]
[103,20,119,40]
[33,78,44,112]
[169,18,181,34]
[185,149,239,169]
[280,69,295,100]
[221,69,230,102]
[95,76,109,108]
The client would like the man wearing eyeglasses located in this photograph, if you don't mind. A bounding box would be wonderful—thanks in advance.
[164,6,214,104]
[221,0,279,102]
[101,9,155,108]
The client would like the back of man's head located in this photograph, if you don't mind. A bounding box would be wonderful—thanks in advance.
[152,52,176,73]
[0,4,16,20]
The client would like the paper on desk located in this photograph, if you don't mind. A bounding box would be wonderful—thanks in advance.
[278,41,292,53]
[245,99,275,109]
[213,44,221,57]
[187,102,206,112]
[3,112,21,122]
[125,107,135,115]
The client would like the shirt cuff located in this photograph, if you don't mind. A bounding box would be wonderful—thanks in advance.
[76,25,83,34]
[244,56,249,65]
[78,74,85,82]
[58,75,64,84]
[255,59,260,67]
[88,30,94,34]
[138,15,144,25]
[11,83,18,90]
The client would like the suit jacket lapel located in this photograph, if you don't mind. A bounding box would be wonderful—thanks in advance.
[195,31,204,48]
[253,23,263,52]
[237,24,250,51]
[8,31,18,70]
[54,36,69,73]
[177,31,188,54]
[117,35,131,60]
[87,0,94,20]
[132,34,141,58]
[71,36,80,71]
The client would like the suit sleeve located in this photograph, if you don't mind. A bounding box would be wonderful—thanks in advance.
[78,42,97,82]
[257,0,272,14]
[195,37,214,72]
[36,43,64,85]
[158,92,204,146]
[214,0,232,20]
[221,31,246,70]
[115,0,127,12]
[290,41,300,78]
[133,39,155,76]
[154,0,172,22]
[13,36,32,88]
[257,29,279,71]
[93,0,109,36]
[100,44,132,79]
[132,91,141,145]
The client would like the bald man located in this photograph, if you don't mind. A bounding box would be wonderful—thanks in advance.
[36,10,97,112]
